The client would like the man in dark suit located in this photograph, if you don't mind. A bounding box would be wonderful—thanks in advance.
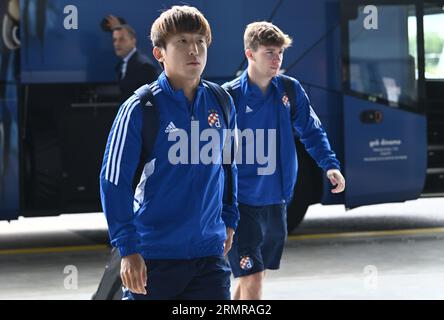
[111,24,158,102]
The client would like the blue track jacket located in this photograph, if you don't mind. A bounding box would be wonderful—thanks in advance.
[100,72,239,259]
[223,71,340,206]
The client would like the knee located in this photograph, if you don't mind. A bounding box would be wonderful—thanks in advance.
[239,272,264,290]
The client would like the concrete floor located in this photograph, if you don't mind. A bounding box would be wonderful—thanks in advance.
[1,198,444,300]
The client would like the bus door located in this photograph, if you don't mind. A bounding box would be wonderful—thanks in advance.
[422,1,444,195]
[341,1,427,208]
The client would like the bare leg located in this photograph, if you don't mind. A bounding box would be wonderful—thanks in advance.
[232,280,241,300]
[235,271,265,300]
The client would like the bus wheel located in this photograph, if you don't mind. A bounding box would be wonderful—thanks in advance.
[286,199,309,233]
[286,139,322,233]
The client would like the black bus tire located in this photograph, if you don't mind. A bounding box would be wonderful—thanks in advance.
[286,139,322,233]
[286,199,309,233]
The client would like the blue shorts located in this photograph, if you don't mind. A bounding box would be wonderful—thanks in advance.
[122,256,231,300]
[228,203,287,278]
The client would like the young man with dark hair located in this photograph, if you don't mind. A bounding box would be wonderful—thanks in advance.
[223,21,345,300]
[100,6,239,300]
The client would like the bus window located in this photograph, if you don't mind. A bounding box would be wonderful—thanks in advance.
[424,4,444,79]
[347,5,418,109]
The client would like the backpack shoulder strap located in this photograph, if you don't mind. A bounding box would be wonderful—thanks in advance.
[134,84,155,108]
[134,84,159,161]
[222,78,241,110]
[279,74,297,122]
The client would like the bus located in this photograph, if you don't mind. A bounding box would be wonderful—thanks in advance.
[1,0,443,232]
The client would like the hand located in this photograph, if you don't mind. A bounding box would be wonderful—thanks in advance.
[120,253,147,295]
[327,169,345,194]
[105,15,122,29]
[8,0,20,22]
[224,228,235,256]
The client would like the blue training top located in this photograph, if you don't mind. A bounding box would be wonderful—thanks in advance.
[100,72,239,259]
[223,70,340,206]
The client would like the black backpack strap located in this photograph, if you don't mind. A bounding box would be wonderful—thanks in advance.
[222,78,241,113]
[222,85,238,111]
[134,84,160,161]
[132,84,159,190]
[91,247,122,300]
[279,74,297,122]
[202,80,234,205]
[134,84,155,109]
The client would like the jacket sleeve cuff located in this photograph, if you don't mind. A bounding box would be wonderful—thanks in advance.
[325,164,341,172]
[222,209,239,231]
[117,242,141,258]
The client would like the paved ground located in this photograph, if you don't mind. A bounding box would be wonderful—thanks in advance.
[1,198,444,300]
